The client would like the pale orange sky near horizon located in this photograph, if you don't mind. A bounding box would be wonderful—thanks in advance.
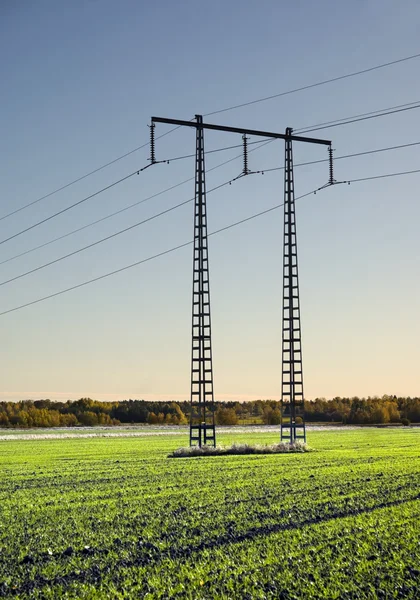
[0,387,415,403]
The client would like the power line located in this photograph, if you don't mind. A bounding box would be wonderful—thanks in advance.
[147,102,420,191]
[1,130,416,259]
[0,177,195,267]
[295,100,420,133]
[1,166,419,318]
[0,164,154,248]
[158,138,266,163]
[0,178,237,289]
[0,241,192,317]
[2,126,417,256]
[5,51,420,222]
[203,52,420,117]
[152,101,420,167]
[0,139,273,248]
[0,140,276,286]
[259,140,420,174]
[349,168,420,183]
[0,136,416,278]
[296,102,420,134]
[0,139,274,265]
[0,127,180,223]
[0,188,315,318]
[331,140,420,162]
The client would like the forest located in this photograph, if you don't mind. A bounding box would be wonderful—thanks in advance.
[0,395,419,428]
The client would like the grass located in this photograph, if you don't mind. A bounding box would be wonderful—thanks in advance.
[0,428,419,598]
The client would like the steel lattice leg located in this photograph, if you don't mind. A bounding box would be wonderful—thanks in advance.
[189,115,216,447]
[281,129,306,443]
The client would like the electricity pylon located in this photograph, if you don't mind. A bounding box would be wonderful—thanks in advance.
[189,116,216,446]
[150,115,332,445]
[280,128,305,442]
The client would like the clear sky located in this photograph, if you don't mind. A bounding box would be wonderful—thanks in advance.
[1,0,419,403]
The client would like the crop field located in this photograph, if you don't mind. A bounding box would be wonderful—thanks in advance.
[0,428,419,599]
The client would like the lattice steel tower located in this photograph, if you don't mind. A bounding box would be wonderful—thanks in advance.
[150,114,333,447]
[281,129,306,443]
[189,115,216,447]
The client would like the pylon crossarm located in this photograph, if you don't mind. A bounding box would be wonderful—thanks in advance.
[151,116,331,146]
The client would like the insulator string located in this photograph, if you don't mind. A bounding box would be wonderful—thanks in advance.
[149,123,156,164]
[242,134,250,175]
[328,146,335,184]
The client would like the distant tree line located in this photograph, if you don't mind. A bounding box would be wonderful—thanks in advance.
[304,395,419,425]
[0,395,418,428]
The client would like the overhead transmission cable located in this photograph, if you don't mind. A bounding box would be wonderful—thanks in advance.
[1,166,419,318]
[0,139,272,248]
[0,178,241,289]
[0,126,180,223]
[296,101,420,134]
[254,140,420,175]
[0,164,152,247]
[0,139,273,265]
[0,187,325,317]
[0,140,275,286]
[3,94,416,249]
[4,51,419,222]
[1,96,417,251]
[294,100,420,133]
[3,99,418,251]
[1,137,418,268]
[348,168,420,183]
[203,52,420,116]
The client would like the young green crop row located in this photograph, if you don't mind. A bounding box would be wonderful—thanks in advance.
[0,429,419,598]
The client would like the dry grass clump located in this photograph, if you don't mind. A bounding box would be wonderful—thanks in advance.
[169,441,310,458]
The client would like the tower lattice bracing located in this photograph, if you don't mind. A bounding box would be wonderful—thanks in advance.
[151,114,332,447]
[189,115,216,447]
[281,129,306,443]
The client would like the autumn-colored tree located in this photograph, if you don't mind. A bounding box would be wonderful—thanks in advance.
[77,411,98,426]
[262,407,281,425]
[1,395,419,429]
[147,412,158,424]
[215,408,238,426]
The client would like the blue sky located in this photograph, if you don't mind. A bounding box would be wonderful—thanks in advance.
[1,0,419,402]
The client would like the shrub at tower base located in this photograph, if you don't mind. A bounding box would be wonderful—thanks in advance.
[169,441,310,457]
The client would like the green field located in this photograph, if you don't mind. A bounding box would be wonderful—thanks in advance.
[0,428,419,599]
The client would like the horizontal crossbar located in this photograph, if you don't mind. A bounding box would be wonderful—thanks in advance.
[152,116,331,146]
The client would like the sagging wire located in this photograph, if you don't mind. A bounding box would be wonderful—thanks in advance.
[150,123,272,184]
